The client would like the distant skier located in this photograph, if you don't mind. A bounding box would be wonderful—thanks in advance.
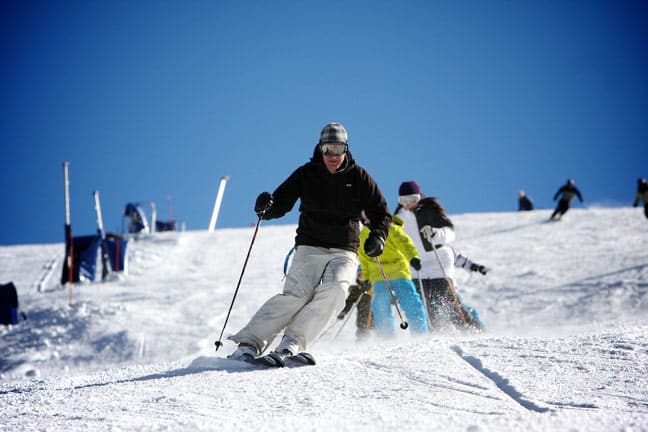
[550,179,584,221]
[518,190,534,211]
[227,122,391,362]
[633,178,648,219]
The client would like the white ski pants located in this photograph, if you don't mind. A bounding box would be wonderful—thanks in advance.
[229,245,358,354]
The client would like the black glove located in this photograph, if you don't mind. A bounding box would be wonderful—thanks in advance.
[364,232,385,257]
[470,263,488,275]
[410,257,422,271]
[358,280,372,293]
[254,192,273,216]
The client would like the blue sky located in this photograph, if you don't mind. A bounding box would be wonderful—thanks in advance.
[1,1,647,245]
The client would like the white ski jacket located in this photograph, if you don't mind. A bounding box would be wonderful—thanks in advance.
[397,208,456,281]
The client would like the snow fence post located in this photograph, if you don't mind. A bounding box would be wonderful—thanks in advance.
[208,176,229,232]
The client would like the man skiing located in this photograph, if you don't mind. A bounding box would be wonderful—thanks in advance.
[550,179,584,221]
[227,122,391,363]
[518,190,534,211]
[633,178,648,219]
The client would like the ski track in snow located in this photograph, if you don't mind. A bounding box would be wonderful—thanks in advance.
[451,344,551,413]
[1,207,648,431]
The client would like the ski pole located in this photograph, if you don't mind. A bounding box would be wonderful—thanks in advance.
[334,298,359,339]
[416,270,434,330]
[426,241,467,324]
[214,214,264,351]
[374,257,408,330]
[333,289,371,339]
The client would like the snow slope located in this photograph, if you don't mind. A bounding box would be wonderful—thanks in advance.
[1,207,647,431]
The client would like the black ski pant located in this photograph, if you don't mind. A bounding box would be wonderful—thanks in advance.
[339,280,374,336]
[550,199,571,220]
[414,278,482,331]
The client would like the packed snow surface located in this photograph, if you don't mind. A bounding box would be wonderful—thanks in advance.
[1,207,647,431]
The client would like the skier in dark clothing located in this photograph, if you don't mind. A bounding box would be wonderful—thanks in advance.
[337,268,374,339]
[550,179,584,221]
[633,178,648,220]
[518,190,534,211]
[228,122,391,362]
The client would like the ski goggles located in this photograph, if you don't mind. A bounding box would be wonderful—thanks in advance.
[319,142,347,156]
[398,194,421,206]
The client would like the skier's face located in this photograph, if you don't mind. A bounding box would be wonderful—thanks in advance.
[399,194,420,210]
[323,152,346,174]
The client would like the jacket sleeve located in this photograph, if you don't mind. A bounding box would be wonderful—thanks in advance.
[360,169,391,241]
[433,226,455,246]
[358,227,375,282]
[575,188,584,202]
[392,226,419,262]
[454,251,474,270]
[264,167,302,220]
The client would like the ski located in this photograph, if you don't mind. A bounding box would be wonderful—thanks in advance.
[285,352,316,366]
[245,352,285,368]
[239,351,316,369]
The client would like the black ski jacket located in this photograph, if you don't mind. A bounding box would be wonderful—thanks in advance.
[553,185,583,203]
[262,146,391,253]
